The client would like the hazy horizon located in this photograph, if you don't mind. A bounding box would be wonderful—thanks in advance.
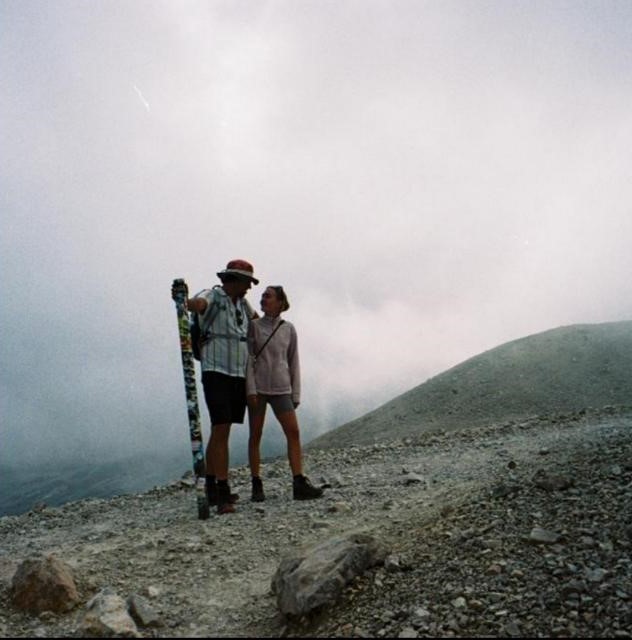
[2,1,632,475]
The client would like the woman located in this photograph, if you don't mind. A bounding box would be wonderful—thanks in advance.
[246,285,323,502]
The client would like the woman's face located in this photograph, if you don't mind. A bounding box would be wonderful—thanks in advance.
[260,287,283,316]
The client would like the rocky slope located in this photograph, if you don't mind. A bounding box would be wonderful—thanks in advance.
[1,405,630,638]
[307,321,632,450]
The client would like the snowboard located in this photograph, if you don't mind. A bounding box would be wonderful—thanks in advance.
[171,278,209,520]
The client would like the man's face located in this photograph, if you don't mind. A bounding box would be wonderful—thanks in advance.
[234,278,252,298]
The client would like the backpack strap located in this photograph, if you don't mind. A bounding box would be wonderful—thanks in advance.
[199,287,253,344]
[194,286,222,347]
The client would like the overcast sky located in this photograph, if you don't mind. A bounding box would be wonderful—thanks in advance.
[2,0,631,471]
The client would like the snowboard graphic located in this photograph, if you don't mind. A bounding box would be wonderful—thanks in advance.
[171,278,209,520]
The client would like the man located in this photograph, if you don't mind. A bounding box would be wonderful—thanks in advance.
[186,259,259,514]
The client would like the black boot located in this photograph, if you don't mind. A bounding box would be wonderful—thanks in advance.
[217,480,236,515]
[206,476,239,506]
[251,476,265,502]
[293,475,324,500]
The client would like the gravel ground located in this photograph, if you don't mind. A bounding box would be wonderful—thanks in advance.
[291,406,632,638]
[0,405,630,638]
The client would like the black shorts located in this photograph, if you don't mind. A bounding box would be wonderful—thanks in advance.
[202,371,246,426]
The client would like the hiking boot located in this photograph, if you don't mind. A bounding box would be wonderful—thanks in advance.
[293,475,324,500]
[251,476,265,502]
[206,482,239,507]
[217,501,236,515]
[216,482,236,515]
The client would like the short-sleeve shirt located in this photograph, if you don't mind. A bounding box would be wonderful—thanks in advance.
[196,287,253,378]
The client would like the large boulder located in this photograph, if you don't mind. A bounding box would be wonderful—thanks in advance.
[271,531,388,616]
[11,554,79,613]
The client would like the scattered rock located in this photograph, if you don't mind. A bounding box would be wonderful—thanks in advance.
[384,554,402,573]
[403,473,425,486]
[533,470,574,491]
[127,593,163,628]
[79,588,139,637]
[525,527,562,545]
[1,409,631,638]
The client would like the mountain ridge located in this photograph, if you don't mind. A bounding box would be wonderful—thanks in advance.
[3,320,629,517]
[306,320,632,450]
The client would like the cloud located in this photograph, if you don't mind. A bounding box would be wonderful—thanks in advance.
[1,1,632,468]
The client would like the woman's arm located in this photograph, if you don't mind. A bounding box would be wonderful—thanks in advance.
[287,324,301,406]
[246,322,258,398]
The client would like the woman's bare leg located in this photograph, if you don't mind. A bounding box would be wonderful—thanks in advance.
[275,410,303,476]
[248,403,266,478]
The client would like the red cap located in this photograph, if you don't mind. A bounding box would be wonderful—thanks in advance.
[217,259,259,284]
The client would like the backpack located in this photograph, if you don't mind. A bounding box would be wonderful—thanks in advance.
[190,312,205,361]
[190,287,218,361]
[190,287,254,361]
